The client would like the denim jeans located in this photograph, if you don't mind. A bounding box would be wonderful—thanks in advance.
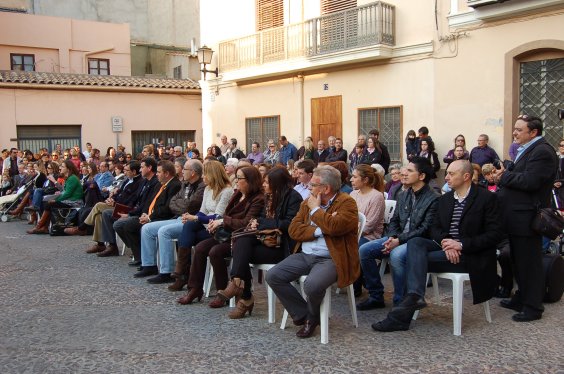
[359,236,407,305]
[140,217,183,274]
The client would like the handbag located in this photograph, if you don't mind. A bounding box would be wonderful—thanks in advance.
[213,225,232,243]
[49,207,79,236]
[257,229,283,248]
[531,208,564,240]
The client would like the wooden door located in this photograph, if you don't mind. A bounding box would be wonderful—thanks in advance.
[311,96,342,145]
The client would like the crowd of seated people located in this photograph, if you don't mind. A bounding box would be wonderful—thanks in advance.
[1,116,560,340]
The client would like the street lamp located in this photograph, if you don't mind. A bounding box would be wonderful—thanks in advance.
[197,45,218,80]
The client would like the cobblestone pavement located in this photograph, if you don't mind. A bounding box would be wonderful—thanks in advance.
[0,219,563,373]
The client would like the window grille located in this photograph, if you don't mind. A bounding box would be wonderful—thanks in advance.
[359,106,402,162]
[246,116,280,155]
[520,58,564,149]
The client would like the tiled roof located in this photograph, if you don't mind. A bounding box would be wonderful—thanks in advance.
[0,70,200,90]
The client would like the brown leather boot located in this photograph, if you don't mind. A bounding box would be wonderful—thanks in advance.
[27,211,37,225]
[217,278,244,301]
[168,246,191,291]
[9,193,30,217]
[167,276,187,291]
[26,211,50,234]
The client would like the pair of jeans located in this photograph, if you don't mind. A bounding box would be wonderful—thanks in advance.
[358,236,407,305]
[140,217,183,274]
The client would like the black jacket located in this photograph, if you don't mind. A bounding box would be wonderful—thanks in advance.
[497,138,558,236]
[114,174,143,207]
[430,186,502,304]
[129,175,160,217]
[313,149,330,165]
[147,177,182,221]
[257,188,302,257]
[385,184,439,244]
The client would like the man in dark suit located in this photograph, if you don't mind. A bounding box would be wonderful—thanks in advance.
[116,160,181,273]
[81,160,144,252]
[372,160,502,332]
[312,140,329,165]
[494,115,558,322]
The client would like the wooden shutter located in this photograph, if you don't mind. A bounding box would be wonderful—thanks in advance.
[256,0,284,31]
[321,0,357,15]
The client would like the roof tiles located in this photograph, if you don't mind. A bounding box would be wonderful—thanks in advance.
[0,70,200,90]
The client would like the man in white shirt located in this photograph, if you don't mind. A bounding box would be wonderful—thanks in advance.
[294,159,315,200]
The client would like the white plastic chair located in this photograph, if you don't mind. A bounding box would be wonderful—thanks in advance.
[383,200,396,224]
[413,272,492,336]
[249,263,277,323]
[376,201,396,278]
[280,212,364,344]
[204,257,235,307]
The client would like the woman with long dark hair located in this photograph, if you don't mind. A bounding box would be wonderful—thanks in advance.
[218,166,302,318]
[178,166,264,307]
[211,145,227,165]
[27,160,83,234]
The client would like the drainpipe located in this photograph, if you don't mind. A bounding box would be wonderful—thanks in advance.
[297,74,304,145]
[84,47,115,74]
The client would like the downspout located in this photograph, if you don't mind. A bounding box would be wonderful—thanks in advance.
[297,74,304,145]
[84,47,115,74]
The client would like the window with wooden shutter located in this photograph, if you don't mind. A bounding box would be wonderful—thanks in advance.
[256,0,283,31]
[321,0,357,15]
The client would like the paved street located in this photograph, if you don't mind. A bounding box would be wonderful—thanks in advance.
[0,219,563,373]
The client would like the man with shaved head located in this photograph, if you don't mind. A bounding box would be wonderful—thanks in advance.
[373,160,502,332]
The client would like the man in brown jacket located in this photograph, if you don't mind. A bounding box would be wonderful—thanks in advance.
[266,165,359,339]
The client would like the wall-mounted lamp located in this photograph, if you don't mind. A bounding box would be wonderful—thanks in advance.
[197,45,218,80]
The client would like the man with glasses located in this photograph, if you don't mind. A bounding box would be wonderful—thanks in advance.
[137,159,205,284]
[94,162,114,196]
[266,165,360,339]
[115,159,181,267]
[493,115,558,322]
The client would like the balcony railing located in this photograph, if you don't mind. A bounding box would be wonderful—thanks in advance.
[219,1,395,73]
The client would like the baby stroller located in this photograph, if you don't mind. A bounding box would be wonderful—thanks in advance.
[0,175,38,222]
[548,188,564,256]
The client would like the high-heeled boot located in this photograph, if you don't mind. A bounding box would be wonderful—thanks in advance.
[228,295,255,319]
[217,278,244,301]
[168,246,190,291]
[177,288,203,305]
[8,193,30,217]
[26,211,50,234]
[27,211,37,225]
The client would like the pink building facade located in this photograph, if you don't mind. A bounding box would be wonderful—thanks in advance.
[0,12,201,155]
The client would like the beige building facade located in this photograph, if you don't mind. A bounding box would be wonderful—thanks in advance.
[199,0,564,162]
[0,11,201,155]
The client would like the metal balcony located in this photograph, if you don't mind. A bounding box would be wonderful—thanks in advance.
[218,1,395,74]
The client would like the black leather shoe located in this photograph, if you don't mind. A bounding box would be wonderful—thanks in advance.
[296,320,319,338]
[357,298,386,310]
[500,299,522,312]
[395,293,427,311]
[134,266,158,278]
[147,273,173,284]
[494,287,512,299]
[371,318,410,332]
[512,311,542,322]
[128,260,142,267]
